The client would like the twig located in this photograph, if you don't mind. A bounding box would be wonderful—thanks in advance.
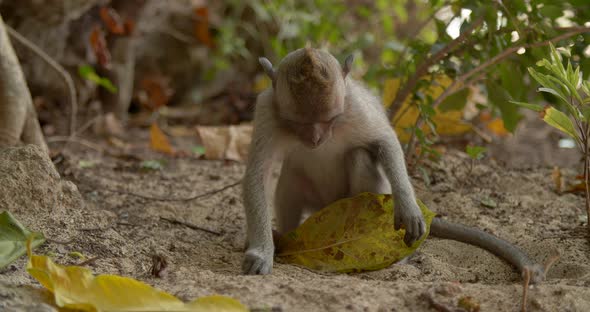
[5,26,78,136]
[102,180,241,202]
[421,289,466,312]
[389,14,486,117]
[432,27,590,110]
[521,268,531,312]
[393,2,450,70]
[46,237,73,245]
[46,135,104,153]
[404,27,590,161]
[159,216,221,236]
[77,256,100,267]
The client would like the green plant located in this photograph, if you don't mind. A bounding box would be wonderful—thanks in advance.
[465,145,486,174]
[511,43,590,235]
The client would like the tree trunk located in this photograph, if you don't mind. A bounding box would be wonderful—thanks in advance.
[0,13,47,153]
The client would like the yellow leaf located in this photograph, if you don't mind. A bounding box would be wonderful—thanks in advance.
[253,74,271,93]
[150,122,174,155]
[486,118,510,137]
[26,248,247,312]
[383,76,472,142]
[276,192,435,273]
[187,295,249,311]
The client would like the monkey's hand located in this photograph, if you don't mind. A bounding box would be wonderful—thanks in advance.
[394,200,426,246]
[242,246,274,275]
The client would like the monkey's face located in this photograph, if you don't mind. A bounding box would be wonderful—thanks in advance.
[273,47,347,148]
[281,114,340,149]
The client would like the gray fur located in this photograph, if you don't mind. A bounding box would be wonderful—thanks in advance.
[243,50,426,274]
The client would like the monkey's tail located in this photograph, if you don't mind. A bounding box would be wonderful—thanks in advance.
[430,217,546,284]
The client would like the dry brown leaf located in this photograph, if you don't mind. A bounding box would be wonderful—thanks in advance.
[150,123,174,155]
[140,77,173,110]
[89,26,110,68]
[193,6,213,48]
[99,7,125,35]
[195,124,252,161]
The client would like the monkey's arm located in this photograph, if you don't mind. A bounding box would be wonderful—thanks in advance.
[431,217,546,284]
[371,132,426,246]
[242,94,280,275]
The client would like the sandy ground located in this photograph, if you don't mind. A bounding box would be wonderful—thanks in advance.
[1,134,589,312]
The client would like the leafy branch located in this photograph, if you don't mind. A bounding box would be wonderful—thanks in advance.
[512,43,590,237]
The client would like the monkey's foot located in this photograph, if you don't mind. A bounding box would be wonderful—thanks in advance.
[242,247,273,275]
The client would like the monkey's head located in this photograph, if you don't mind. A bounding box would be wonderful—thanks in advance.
[259,47,354,149]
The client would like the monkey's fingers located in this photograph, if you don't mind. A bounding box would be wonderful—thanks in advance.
[402,216,426,247]
[242,252,272,275]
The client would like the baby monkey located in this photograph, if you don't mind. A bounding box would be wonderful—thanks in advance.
[242,47,545,283]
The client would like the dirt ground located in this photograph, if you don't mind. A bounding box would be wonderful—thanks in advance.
[1,123,590,311]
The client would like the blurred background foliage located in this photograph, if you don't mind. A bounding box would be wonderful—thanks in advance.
[207,0,590,159]
[1,0,590,161]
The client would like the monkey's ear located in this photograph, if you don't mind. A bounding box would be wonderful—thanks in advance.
[343,54,354,78]
[259,57,276,84]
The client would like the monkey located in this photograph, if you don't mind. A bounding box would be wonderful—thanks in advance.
[242,47,546,284]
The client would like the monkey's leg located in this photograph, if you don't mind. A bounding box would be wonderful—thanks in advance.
[346,147,390,195]
[274,168,308,234]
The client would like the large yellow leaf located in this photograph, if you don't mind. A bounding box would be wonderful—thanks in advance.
[276,193,435,273]
[26,243,247,312]
[383,76,472,142]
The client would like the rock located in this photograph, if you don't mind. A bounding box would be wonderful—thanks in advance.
[0,144,85,244]
[0,281,57,312]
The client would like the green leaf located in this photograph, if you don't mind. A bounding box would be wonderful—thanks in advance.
[542,107,578,139]
[276,193,435,273]
[466,145,486,160]
[510,101,544,112]
[487,82,521,132]
[191,145,206,157]
[140,160,165,171]
[480,198,497,208]
[78,65,118,94]
[439,88,469,112]
[78,160,97,169]
[0,211,45,268]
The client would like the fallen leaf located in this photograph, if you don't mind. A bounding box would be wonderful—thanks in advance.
[150,123,175,155]
[140,77,173,110]
[78,160,98,169]
[479,198,497,208]
[89,26,111,68]
[99,7,125,35]
[0,211,44,268]
[191,145,207,157]
[383,76,472,142]
[458,296,481,312]
[68,251,87,260]
[196,124,252,161]
[276,193,435,273]
[26,244,247,312]
[567,181,586,193]
[140,160,165,171]
[193,6,213,48]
